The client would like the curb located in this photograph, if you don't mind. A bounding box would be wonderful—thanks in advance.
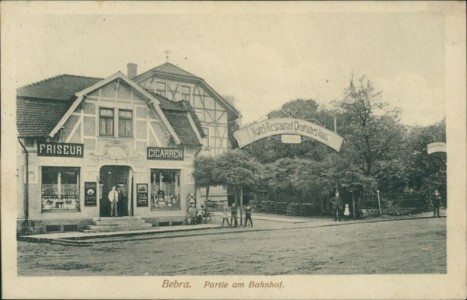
[18,215,444,246]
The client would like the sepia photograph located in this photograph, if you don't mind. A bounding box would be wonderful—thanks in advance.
[2,1,466,299]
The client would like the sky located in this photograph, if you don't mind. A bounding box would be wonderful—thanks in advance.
[14,2,446,127]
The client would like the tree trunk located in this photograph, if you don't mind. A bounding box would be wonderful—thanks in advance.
[352,191,356,219]
[205,185,210,224]
[233,186,238,226]
[239,186,244,226]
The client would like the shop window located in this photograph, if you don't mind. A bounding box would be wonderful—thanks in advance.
[118,109,133,137]
[155,81,166,97]
[150,169,180,210]
[99,108,114,136]
[41,167,80,211]
[181,86,191,101]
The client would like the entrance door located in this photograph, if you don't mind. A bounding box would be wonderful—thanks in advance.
[100,166,130,217]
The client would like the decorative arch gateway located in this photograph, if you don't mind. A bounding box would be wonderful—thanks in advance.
[233,117,344,152]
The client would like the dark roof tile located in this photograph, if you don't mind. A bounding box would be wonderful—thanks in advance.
[164,111,201,146]
[180,100,206,138]
[146,91,186,111]
[17,97,72,137]
[17,74,102,101]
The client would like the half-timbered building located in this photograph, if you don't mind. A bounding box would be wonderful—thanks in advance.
[132,63,240,205]
[16,70,209,234]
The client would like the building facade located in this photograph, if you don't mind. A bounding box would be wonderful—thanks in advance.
[16,64,236,234]
[133,63,240,205]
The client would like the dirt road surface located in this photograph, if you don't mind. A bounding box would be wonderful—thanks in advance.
[17,217,445,275]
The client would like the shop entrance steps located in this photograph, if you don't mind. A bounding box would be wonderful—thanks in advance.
[83,216,153,233]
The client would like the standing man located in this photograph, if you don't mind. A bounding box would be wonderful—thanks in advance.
[230,203,238,228]
[117,186,126,217]
[188,203,197,225]
[244,202,253,227]
[108,185,118,217]
[433,189,441,217]
[331,190,343,221]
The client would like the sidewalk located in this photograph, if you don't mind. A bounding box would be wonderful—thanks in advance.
[18,209,445,246]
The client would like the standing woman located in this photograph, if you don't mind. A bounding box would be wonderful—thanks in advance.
[221,205,231,227]
[244,202,253,227]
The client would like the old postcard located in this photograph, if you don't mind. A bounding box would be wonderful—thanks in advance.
[1,1,465,299]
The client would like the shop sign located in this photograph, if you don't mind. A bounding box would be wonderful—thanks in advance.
[281,134,302,144]
[147,147,184,160]
[427,142,446,154]
[37,142,84,157]
[84,182,97,206]
[233,118,343,152]
[136,184,148,207]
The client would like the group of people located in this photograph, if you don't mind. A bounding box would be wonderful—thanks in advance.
[108,185,128,217]
[188,203,208,225]
[330,191,350,221]
[329,189,443,220]
[188,202,253,227]
[220,203,253,228]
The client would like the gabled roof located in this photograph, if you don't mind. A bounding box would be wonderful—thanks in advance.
[49,72,180,144]
[152,62,199,78]
[16,73,204,145]
[133,62,240,119]
[17,75,102,101]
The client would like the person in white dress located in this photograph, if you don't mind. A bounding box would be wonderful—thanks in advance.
[344,203,350,221]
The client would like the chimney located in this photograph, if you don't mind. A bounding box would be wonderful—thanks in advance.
[127,63,137,79]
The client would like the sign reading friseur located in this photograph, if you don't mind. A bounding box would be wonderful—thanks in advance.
[147,147,184,160]
[234,118,344,152]
[37,142,84,157]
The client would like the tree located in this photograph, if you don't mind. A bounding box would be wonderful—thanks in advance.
[403,119,446,195]
[193,155,222,223]
[338,76,406,192]
[217,149,264,224]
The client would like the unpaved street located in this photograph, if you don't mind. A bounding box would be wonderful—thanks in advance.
[17,217,446,275]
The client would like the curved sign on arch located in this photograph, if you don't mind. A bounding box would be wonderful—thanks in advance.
[233,118,344,152]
